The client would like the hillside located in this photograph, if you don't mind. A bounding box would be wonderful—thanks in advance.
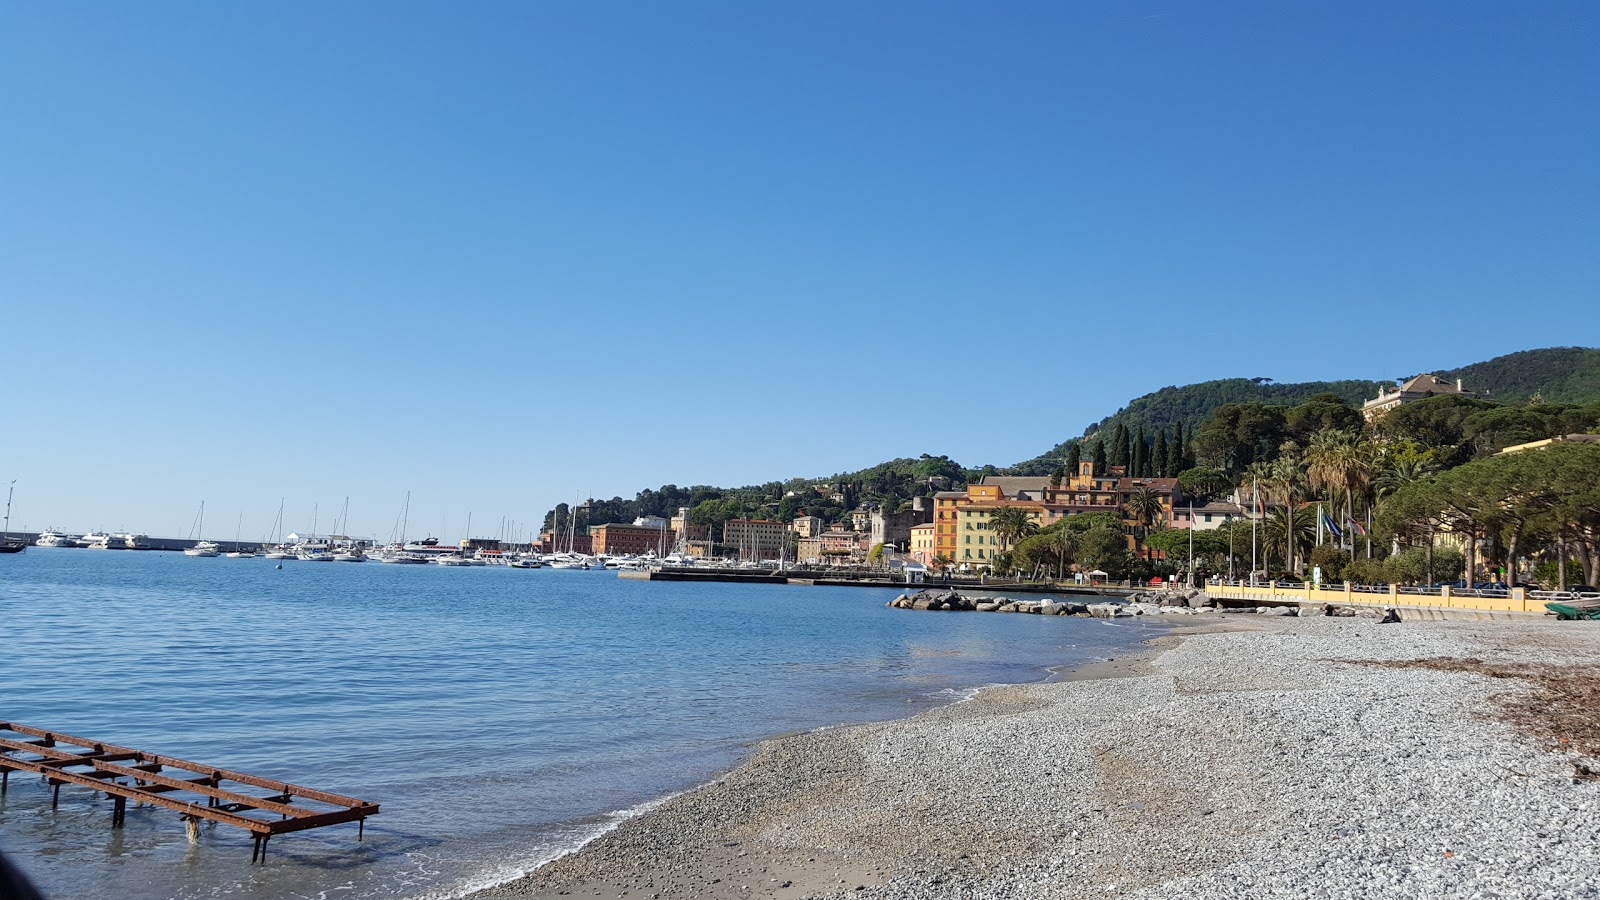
[551,346,1600,526]
[1007,378,1380,475]
[1007,347,1600,475]
[1442,347,1600,405]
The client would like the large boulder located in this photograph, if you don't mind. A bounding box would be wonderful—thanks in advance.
[1088,603,1128,618]
[975,602,1001,612]
[1185,593,1213,608]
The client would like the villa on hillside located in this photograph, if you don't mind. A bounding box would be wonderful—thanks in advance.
[1362,373,1479,422]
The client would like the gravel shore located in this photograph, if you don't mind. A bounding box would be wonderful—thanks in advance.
[473,616,1600,900]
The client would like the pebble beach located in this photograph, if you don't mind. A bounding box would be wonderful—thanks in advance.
[474,613,1600,900]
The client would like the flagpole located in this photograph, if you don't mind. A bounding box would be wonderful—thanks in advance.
[1187,504,1194,588]
[1251,476,1258,586]
[1317,502,1324,547]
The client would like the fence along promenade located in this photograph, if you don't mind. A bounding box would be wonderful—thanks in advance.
[1204,580,1594,617]
[0,722,378,862]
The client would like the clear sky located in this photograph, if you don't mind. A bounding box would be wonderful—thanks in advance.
[4,1,1597,540]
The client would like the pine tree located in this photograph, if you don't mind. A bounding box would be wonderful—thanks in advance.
[1109,423,1129,469]
[1153,431,1169,478]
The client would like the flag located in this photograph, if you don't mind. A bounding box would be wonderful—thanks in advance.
[1346,516,1367,536]
[1322,511,1343,540]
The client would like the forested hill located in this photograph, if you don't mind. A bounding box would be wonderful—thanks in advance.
[1008,378,1380,475]
[1006,346,1600,476]
[548,347,1600,528]
[1441,347,1600,405]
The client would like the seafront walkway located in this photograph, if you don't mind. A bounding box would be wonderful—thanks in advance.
[1204,580,1566,618]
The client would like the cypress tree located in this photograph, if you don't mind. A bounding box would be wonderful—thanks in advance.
[1092,440,1108,476]
[1109,423,1129,469]
[1152,431,1169,478]
[1132,427,1148,477]
[1066,442,1082,476]
[1167,424,1183,475]
[1177,422,1196,471]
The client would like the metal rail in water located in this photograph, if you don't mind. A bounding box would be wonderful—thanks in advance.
[0,722,378,862]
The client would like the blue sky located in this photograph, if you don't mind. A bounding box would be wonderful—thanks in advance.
[4,1,1597,540]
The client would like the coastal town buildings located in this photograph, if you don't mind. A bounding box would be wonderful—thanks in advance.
[722,518,787,560]
[791,515,825,539]
[934,463,1182,568]
[869,499,932,552]
[909,522,936,565]
[1171,501,1251,531]
[1362,374,1479,421]
[590,522,676,557]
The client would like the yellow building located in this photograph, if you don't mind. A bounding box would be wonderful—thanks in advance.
[909,522,936,565]
[954,502,1045,567]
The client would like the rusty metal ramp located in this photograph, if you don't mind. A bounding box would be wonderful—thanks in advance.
[0,722,379,862]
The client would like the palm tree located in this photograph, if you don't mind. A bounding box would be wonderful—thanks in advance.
[1123,487,1165,536]
[1304,429,1372,559]
[1374,455,1440,500]
[1257,447,1308,574]
[1262,506,1315,573]
[986,507,1039,555]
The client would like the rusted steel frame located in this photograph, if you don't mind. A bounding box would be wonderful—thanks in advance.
[0,754,372,836]
[0,758,273,833]
[0,723,369,810]
[0,740,321,820]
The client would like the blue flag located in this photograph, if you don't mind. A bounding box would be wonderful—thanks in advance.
[1322,511,1343,540]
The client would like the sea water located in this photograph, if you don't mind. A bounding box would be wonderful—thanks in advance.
[0,549,1161,899]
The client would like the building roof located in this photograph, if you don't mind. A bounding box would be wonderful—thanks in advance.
[933,491,967,499]
[980,476,1052,496]
[910,522,935,531]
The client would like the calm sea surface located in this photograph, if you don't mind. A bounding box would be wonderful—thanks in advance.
[0,549,1160,899]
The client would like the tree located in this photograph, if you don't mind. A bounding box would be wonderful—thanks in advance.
[1303,428,1372,560]
[1194,403,1289,473]
[1109,422,1130,470]
[1255,446,1309,574]
[1378,395,1498,467]
[1152,430,1169,478]
[1123,487,1165,538]
[1050,465,1066,489]
[987,507,1040,553]
[1169,422,1186,475]
[1092,441,1108,476]
[1132,427,1149,477]
[1177,466,1233,503]
[1065,443,1082,475]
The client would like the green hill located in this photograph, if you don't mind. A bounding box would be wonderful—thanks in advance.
[1442,347,1600,405]
[1008,377,1380,475]
[1007,347,1600,475]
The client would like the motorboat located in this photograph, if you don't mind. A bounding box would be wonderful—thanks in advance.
[263,546,296,560]
[225,550,258,558]
[184,541,222,558]
[433,555,470,566]
[296,546,335,561]
[118,533,149,550]
[78,531,114,548]
[35,531,76,548]
[508,556,543,569]
[332,548,367,562]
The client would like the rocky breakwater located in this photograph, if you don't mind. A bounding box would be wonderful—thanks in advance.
[887,588,1217,618]
[888,589,1409,620]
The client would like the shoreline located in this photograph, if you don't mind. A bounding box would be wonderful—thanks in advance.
[465,619,1238,900]
[469,615,1599,900]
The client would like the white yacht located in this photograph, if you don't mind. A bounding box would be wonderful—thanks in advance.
[119,533,150,550]
[78,531,114,548]
[296,545,335,561]
[332,548,367,562]
[263,546,296,560]
[225,549,258,558]
[35,531,75,548]
[508,555,543,569]
[433,555,470,566]
[184,541,222,558]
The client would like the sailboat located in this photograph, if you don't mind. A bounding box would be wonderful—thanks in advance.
[263,500,295,559]
[375,491,428,563]
[184,501,221,557]
[0,482,26,553]
[225,510,257,557]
